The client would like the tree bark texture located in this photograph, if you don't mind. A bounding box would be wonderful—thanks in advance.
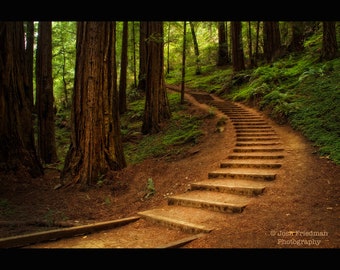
[36,21,58,164]
[321,21,338,60]
[288,21,305,52]
[231,21,245,72]
[119,21,128,114]
[0,21,43,177]
[141,21,171,135]
[217,21,229,66]
[263,21,282,63]
[61,22,126,189]
[189,22,201,75]
[137,21,147,92]
[25,21,35,111]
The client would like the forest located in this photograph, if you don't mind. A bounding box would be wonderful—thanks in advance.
[0,21,339,190]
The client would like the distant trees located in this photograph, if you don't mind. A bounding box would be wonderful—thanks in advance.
[321,21,338,60]
[61,22,126,189]
[189,22,201,75]
[119,21,128,114]
[0,20,338,183]
[0,22,43,177]
[263,21,282,63]
[288,21,305,53]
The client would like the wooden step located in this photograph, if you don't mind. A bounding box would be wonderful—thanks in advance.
[208,168,277,181]
[228,153,284,159]
[190,179,266,196]
[233,147,284,153]
[220,159,282,169]
[138,206,227,233]
[167,191,251,213]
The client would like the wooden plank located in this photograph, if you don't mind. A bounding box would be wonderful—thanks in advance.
[0,216,140,248]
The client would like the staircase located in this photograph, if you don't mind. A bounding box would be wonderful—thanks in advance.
[138,93,285,235]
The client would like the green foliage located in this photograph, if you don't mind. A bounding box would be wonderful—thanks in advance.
[165,23,340,164]
[54,109,71,169]
[289,62,340,164]
[123,92,204,164]
[144,178,156,199]
[49,21,340,167]
[52,22,77,110]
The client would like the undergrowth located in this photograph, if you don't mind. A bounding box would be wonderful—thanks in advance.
[170,36,340,164]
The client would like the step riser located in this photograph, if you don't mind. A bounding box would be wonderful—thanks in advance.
[236,129,273,131]
[234,127,272,130]
[233,123,267,125]
[236,143,281,146]
[236,138,280,141]
[237,133,277,137]
[168,198,246,214]
[220,163,282,169]
[228,155,284,159]
[208,172,276,181]
[233,148,284,153]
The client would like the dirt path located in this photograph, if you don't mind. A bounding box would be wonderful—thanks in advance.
[1,91,339,248]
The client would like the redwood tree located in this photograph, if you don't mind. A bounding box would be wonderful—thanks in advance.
[119,21,128,114]
[36,21,58,164]
[189,21,201,75]
[263,21,282,63]
[137,21,147,92]
[321,21,338,61]
[61,21,126,189]
[217,21,229,66]
[231,21,245,72]
[0,21,43,177]
[24,21,35,111]
[141,21,171,134]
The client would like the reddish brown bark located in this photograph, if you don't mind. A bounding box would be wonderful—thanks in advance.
[61,22,126,189]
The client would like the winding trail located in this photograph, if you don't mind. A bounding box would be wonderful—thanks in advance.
[4,91,285,248]
[3,90,339,248]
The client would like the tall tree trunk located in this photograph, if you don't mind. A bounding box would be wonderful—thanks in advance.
[288,21,305,52]
[119,21,128,114]
[61,21,126,189]
[263,21,282,63]
[231,21,245,72]
[247,21,255,68]
[217,21,229,66]
[321,21,338,60]
[137,21,147,92]
[141,21,171,134]
[25,21,35,112]
[0,21,43,177]
[181,21,187,104]
[254,21,260,65]
[189,21,201,75]
[132,21,137,88]
[36,21,58,164]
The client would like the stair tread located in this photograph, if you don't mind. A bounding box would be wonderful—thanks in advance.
[192,179,267,189]
[138,206,227,231]
[168,190,252,205]
[209,168,277,175]
[221,159,282,164]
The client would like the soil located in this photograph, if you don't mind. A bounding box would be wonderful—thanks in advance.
[0,90,339,249]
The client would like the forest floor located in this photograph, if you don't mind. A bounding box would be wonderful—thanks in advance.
[0,90,339,250]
